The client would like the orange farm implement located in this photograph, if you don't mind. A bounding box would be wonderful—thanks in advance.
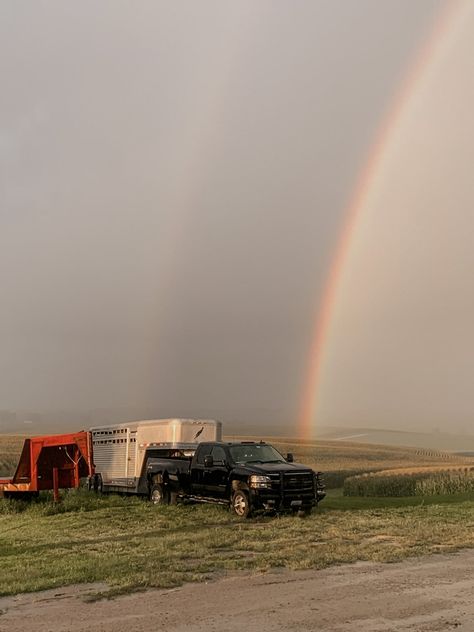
[0,431,94,501]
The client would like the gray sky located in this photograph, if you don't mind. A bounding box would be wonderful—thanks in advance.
[318,1,474,433]
[2,1,465,434]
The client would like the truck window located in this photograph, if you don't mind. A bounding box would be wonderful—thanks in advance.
[229,444,285,464]
[196,445,212,465]
[210,446,226,465]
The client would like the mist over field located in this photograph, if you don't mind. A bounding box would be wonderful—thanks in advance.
[1,1,473,439]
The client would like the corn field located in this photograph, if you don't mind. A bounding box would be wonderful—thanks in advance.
[344,466,474,497]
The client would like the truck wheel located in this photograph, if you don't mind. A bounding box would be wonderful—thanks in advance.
[231,490,251,518]
[150,483,169,505]
[298,507,312,517]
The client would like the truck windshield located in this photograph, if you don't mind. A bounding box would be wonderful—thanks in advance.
[229,444,286,464]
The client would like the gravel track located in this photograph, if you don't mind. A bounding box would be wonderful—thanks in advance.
[1,550,474,631]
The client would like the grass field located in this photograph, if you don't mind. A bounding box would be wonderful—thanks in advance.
[1,489,474,598]
[1,433,474,598]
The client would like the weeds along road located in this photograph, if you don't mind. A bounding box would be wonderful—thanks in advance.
[1,550,474,632]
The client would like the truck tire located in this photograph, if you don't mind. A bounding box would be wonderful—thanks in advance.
[231,490,251,518]
[150,483,170,505]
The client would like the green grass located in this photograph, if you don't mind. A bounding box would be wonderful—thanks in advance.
[1,489,474,599]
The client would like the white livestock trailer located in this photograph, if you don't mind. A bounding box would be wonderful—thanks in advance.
[90,418,222,493]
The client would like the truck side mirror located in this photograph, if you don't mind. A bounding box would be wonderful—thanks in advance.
[286,453,294,463]
[204,455,214,468]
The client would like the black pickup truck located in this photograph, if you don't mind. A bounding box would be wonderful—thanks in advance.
[144,441,325,517]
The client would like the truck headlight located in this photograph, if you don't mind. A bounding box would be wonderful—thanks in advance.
[249,475,272,489]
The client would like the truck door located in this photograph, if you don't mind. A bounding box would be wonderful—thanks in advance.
[190,444,212,495]
[202,446,228,498]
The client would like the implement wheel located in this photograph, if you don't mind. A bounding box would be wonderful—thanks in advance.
[231,490,251,518]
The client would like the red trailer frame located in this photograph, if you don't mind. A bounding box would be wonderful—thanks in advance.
[0,431,94,500]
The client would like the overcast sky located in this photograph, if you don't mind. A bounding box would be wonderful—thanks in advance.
[2,1,470,434]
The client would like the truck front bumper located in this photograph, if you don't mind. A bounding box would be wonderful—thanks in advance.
[249,488,316,512]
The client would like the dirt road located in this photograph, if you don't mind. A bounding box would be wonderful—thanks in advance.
[1,550,474,631]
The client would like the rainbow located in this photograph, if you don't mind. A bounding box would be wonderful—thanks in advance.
[298,0,467,440]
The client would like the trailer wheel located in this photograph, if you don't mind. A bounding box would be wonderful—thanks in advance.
[231,490,251,518]
[150,483,169,505]
[90,474,103,493]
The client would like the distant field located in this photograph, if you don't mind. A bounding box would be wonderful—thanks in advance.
[0,435,24,477]
[317,426,474,452]
[344,465,474,497]
[234,436,474,488]
[2,433,473,485]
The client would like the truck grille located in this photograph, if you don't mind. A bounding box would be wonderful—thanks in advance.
[266,471,314,494]
[282,471,314,492]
